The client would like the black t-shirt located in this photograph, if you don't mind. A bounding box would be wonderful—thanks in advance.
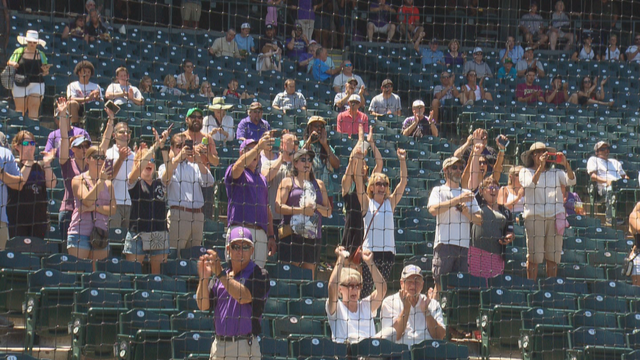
[7,162,48,228]
[258,36,284,53]
[85,21,107,37]
[341,182,364,253]
[128,178,167,233]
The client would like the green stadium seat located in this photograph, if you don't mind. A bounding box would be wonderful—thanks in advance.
[300,281,329,299]
[520,308,571,360]
[566,327,631,360]
[0,250,41,313]
[260,337,289,360]
[81,271,134,294]
[268,280,300,298]
[175,293,199,312]
[488,274,537,292]
[618,313,640,334]
[538,277,589,295]
[557,263,606,282]
[410,339,469,360]
[125,290,177,314]
[579,294,629,313]
[591,280,640,299]
[134,274,188,295]
[115,309,174,360]
[96,257,144,274]
[290,337,348,359]
[349,338,411,360]
[479,288,530,358]
[41,253,93,274]
[265,263,313,283]
[272,316,325,339]
[287,298,326,319]
[171,332,213,360]
[5,236,59,255]
[571,309,618,329]
[439,272,487,333]
[623,350,640,360]
[170,311,214,333]
[0,354,40,360]
[528,290,578,311]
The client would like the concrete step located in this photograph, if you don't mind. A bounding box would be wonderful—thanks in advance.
[0,314,72,360]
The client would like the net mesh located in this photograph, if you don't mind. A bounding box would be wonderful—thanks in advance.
[1,0,640,359]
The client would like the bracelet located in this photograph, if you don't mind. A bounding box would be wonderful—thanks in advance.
[268,235,275,240]
[499,149,506,153]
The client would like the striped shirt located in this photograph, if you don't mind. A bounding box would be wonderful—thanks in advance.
[272,91,307,110]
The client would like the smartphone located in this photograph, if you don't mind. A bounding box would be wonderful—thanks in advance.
[167,123,175,133]
[271,129,283,138]
[546,152,565,164]
[273,138,281,148]
[497,137,510,148]
[184,139,194,149]
[105,100,120,114]
[104,159,113,173]
[310,133,319,142]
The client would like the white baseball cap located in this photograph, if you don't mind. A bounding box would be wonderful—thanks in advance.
[412,100,425,108]
[473,47,483,54]
[401,265,422,280]
[348,94,361,103]
[241,23,251,29]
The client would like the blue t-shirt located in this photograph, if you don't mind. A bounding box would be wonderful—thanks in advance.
[499,46,524,63]
[497,66,517,80]
[234,34,255,53]
[0,147,20,224]
[312,58,331,81]
[420,48,444,66]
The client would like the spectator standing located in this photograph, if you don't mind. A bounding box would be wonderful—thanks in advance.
[516,47,545,78]
[176,60,200,92]
[431,71,460,123]
[469,178,514,278]
[326,247,394,343]
[181,0,201,28]
[0,134,19,249]
[66,60,103,124]
[67,145,116,261]
[587,141,628,226]
[402,100,438,138]
[497,58,517,82]
[301,117,340,199]
[225,137,277,267]
[627,204,640,286]
[545,74,569,105]
[105,67,144,107]
[196,228,270,360]
[286,23,310,60]
[337,95,369,135]
[463,47,493,78]
[45,111,91,159]
[334,78,366,112]
[272,79,307,114]
[160,75,182,96]
[548,0,574,51]
[312,47,341,82]
[497,166,525,218]
[625,34,640,63]
[180,107,219,170]
[235,23,256,55]
[369,79,402,116]
[519,142,576,280]
[367,0,396,43]
[604,34,624,61]
[460,70,493,105]
[568,75,613,107]
[516,68,544,104]
[465,138,506,193]
[209,29,241,58]
[276,149,331,278]
[414,35,444,67]
[5,131,56,239]
[571,34,600,61]
[314,0,334,48]
[6,30,50,119]
[262,133,298,235]
[332,60,365,93]
[380,265,446,345]
[237,102,271,141]
[499,36,524,64]
[297,0,315,41]
[444,39,465,67]
[105,121,134,229]
[427,157,482,297]
[125,132,170,274]
[397,0,423,43]
[85,9,110,43]
[519,1,548,49]
[204,97,235,143]
[454,128,498,172]
[159,131,214,250]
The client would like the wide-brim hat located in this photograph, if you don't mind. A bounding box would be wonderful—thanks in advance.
[520,142,557,168]
[208,97,233,110]
[17,30,46,47]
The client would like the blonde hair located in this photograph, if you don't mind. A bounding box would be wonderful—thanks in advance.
[164,74,176,87]
[508,166,522,185]
[115,66,128,77]
[340,268,362,286]
[367,172,391,199]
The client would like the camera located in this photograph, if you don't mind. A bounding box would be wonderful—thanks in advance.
[546,152,565,164]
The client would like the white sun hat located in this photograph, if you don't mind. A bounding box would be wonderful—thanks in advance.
[17,30,46,47]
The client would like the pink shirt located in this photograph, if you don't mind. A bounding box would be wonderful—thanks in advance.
[337,110,369,136]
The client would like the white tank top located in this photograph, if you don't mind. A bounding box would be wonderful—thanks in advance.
[579,47,595,60]
[465,84,482,100]
[506,188,525,213]
[363,198,395,253]
[605,47,621,61]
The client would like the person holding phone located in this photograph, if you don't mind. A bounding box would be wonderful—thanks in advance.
[301,116,340,201]
[519,142,575,280]
[106,120,134,229]
[67,145,117,261]
[464,136,506,193]
[204,97,235,142]
[5,131,57,239]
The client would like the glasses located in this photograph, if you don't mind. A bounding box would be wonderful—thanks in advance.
[148,158,156,163]
[475,52,483,55]
[449,165,463,171]
[441,75,451,79]
[230,244,253,251]
[190,115,203,119]
[116,130,131,135]
[297,157,311,163]
[383,85,392,89]
[340,283,362,290]
[74,143,90,150]
[184,65,193,68]
[344,64,353,67]
[21,140,36,146]
[485,186,499,191]
[375,181,389,187]
[91,154,106,160]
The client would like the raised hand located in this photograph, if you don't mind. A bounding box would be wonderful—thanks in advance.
[397,148,407,161]
[361,249,374,265]
[41,149,56,166]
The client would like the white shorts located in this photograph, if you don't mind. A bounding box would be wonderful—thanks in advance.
[370,23,390,34]
[12,82,44,98]
[632,255,640,276]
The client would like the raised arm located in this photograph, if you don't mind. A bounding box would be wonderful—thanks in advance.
[389,149,407,210]
[327,246,348,316]
[57,98,72,165]
[363,249,387,313]
[99,107,116,153]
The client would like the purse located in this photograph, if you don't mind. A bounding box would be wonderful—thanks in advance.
[0,66,15,90]
[90,212,109,250]
[14,73,30,87]
[137,231,169,251]
[278,224,293,239]
[623,250,638,277]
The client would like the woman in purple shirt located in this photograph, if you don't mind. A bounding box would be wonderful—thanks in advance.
[276,149,331,279]
[444,39,465,67]
[67,145,116,261]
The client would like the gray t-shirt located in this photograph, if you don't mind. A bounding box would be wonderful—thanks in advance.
[516,59,545,74]
[471,204,508,254]
[463,61,493,78]
[369,93,402,114]
[433,85,454,101]
[262,156,291,221]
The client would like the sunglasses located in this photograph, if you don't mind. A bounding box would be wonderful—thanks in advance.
[297,157,311,163]
[449,165,463,171]
[91,154,106,160]
[441,75,451,79]
[230,244,253,251]
[475,52,483,55]
[251,110,263,114]
[485,186,500,191]
[116,130,131,135]
[344,64,353,67]
[21,140,36,146]
[340,283,362,290]
[74,143,90,150]
[375,181,389,187]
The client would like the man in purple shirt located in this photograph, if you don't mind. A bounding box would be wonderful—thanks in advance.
[286,22,309,60]
[45,117,91,158]
[236,102,272,141]
[196,226,270,360]
[367,0,396,43]
[225,136,276,267]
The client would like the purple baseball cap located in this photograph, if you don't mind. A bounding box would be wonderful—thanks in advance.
[239,138,258,154]
[228,227,254,245]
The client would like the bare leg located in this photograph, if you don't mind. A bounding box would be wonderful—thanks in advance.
[484,92,493,101]
[91,248,109,262]
[387,24,396,42]
[549,32,558,50]
[125,254,145,268]
[13,96,26,115]
[526,260,538,280]
[68,100,81,124]
[26,94,41,119]
[301,262,316,280]
[68,247,91,260]
[568,93,579,105]
[431,98,441,122]
[412,26,424,42]
[149,254,168,274]
[367,22,374,42]
[546,259,558,278]
[564,33,574,51]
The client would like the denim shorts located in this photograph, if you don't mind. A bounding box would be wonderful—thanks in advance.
[67,233,110,251]
[123,231,171,256]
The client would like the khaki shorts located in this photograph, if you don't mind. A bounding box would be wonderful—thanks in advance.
[181,2,202,22]
[110,205,131,229]
[167,209,205,250]
[0,222,8,250]
[369,23,391,34]
[210,337,261,360]
[524,215,563,264]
